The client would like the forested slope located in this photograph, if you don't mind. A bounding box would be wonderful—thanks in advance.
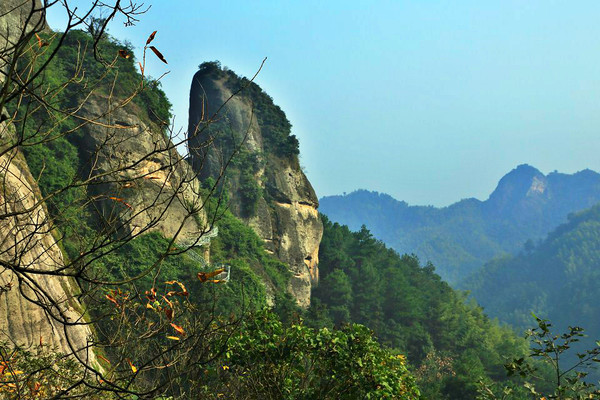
[310,216,532,399]
[464,203,600,335]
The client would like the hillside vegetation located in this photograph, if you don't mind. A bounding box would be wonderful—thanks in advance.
[464,203,600,339]
[310,216,536,399]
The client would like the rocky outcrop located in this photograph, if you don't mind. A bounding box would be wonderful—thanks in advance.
[75,96,208,243]
[0,0,95,362]
[0,131,94,360]
[0,0,47,65]
[188,62,323,307]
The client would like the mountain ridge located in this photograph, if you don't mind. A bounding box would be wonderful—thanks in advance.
[319,164,600,283]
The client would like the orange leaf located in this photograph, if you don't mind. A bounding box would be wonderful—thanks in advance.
[108,196,133,210]
[164,308,174,321]
[165,280,188,296]
[162,295,173,309]
[170,323,186,336]
[138,61,144,75]
[149,46,168,64]
[198,269,225,282]
[105,294,119,307]
[146,30,157,45]
[34,33,48,48]
[127,359,137,373]
[118,49,130,59]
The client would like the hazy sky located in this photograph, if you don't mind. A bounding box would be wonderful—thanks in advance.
[48,1,600,206]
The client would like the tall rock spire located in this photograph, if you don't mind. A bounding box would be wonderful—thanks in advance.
[188,62,323,307]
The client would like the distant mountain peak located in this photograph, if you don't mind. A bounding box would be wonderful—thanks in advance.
[487,164,546,205]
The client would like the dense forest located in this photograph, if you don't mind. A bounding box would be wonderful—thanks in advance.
[320,165,600,283]
[310,216,539,398]
[463,203,600,378]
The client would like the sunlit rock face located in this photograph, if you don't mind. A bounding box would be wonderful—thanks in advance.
[0,0,94,362]
[188,62,323,307]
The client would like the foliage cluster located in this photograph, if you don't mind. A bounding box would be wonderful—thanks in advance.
[479,316,600,399]
[0,342,110,399]
[39,30,172,127]
[196,310,420,399]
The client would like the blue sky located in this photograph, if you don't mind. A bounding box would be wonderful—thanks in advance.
[48,1,600,206]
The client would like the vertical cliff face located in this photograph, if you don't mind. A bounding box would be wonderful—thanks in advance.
[0,134,94,360]
[0,0,94,361]
[188,62,323,307]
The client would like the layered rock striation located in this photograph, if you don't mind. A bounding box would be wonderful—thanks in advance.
[188,62,322,307]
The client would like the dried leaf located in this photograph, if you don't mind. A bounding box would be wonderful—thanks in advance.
[171,323,186,336]
[35,33,48,48]
[98,354,111,365]
[108,196,133,210]
[105,294,119,307]
[164,308,174,321]
[118,49,130,59]
[165,280,188,296]
[139,61,144,75]
[149,46,168,64]
[198,269,225,282]
[127,359,137,373]
[146,30,157,45]
[166,336,180,341]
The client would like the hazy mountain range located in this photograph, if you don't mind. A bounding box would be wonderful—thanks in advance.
[319,164,600,283]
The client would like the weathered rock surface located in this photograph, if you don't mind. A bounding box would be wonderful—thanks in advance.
[0,0,95,362]
[0,131,94,360]
[75,96,208,243]
[188,63,323,307]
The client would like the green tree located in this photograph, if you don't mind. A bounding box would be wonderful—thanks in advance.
[198,310,420,399]
[480,315,600,400]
